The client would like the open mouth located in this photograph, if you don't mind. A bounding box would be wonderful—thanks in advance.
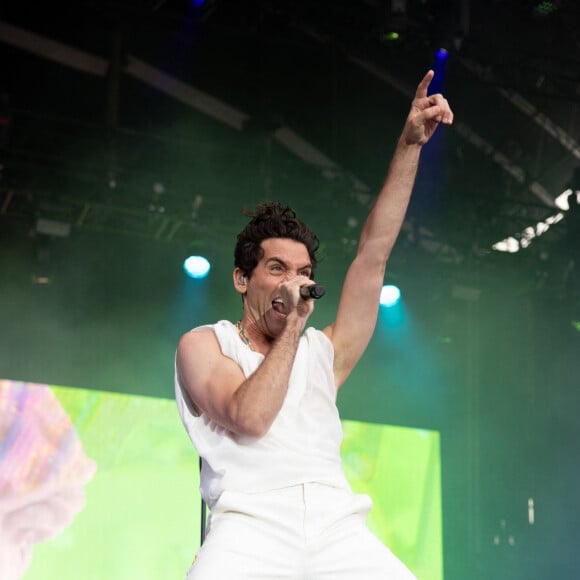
[271,298,285,315]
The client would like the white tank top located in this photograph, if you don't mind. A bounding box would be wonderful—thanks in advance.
[175,320,350,508]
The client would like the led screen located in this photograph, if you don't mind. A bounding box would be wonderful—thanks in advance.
[0,380,442,579]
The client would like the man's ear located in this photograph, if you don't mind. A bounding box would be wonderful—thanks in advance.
[233,269,246,293]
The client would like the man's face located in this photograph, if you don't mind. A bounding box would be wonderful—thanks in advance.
[242,238,312,338]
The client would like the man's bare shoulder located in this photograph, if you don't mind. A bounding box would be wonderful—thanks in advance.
[180,326,217,342]
[177,324,245,424]
[177,326,221,362]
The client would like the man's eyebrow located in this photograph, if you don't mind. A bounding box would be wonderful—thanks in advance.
[265,257,312,270]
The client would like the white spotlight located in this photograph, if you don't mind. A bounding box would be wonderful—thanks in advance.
[183,256,210,279]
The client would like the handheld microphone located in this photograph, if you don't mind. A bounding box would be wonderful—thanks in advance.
[300,284,326,300]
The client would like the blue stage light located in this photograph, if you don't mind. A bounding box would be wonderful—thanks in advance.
[183,256,210,279]
[380,284,401,307]
[435,48,448,60]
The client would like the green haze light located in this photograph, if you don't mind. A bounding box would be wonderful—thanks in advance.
[383,31,400,41]
[534,1,557,16]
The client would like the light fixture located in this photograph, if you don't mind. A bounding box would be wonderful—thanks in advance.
[380,284,401,307]
[183,256,210,279]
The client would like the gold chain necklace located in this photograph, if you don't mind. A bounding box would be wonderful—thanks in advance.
[235,321,254,351]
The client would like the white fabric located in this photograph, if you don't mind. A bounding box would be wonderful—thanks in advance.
[185,483,417,580]
[175,320,350,509]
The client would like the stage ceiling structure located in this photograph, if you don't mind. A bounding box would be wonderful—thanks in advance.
[0,0,579,301]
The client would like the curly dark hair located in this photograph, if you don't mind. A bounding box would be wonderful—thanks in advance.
[234,202,320,278]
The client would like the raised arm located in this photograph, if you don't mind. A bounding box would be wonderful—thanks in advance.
[323,70,453,388]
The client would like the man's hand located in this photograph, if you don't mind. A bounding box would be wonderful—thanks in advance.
[279,275,316,319]
[402,70,454,146]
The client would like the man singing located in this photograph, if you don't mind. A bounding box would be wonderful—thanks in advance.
[175,70,453,579]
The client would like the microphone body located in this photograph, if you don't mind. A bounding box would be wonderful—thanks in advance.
[300,284,326,300]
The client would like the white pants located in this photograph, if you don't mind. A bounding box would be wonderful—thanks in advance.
[186,483,417,580]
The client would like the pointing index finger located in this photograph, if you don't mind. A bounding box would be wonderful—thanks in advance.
[415,70,435,99]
